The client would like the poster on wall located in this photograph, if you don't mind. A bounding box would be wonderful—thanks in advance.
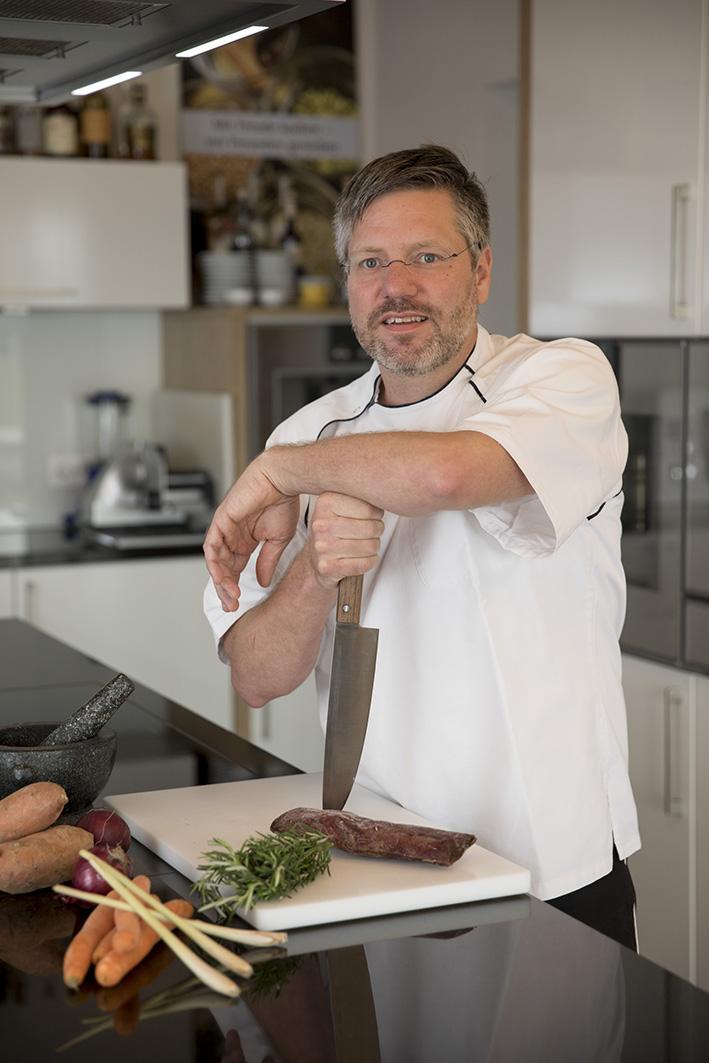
[181,4,358,300]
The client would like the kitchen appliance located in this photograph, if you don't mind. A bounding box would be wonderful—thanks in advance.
[0,1,342,104]
[105,772,531,931]
[323,575,379,810]
[611,339,709,669]
[249,320,369,458]
[80,441,214,549]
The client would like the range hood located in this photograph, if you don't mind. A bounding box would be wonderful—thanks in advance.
[0,0,345,102]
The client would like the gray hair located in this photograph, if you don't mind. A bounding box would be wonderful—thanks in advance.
[333,144,490,268]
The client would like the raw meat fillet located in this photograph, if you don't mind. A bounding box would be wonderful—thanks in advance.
[270,807,476,867]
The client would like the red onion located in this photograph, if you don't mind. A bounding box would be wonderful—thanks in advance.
[72,844,133,897]
[76,808,131,850]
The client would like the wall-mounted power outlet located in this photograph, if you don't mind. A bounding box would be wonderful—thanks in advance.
[46,453,85,489]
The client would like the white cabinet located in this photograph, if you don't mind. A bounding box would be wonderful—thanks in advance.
[696,675,709,990]
[14,558,235,731]
[249,674,324,774]
[530,0,706,336]
[623,654,693,980]
[0,158,189,309]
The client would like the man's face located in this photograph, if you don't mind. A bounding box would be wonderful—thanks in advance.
[346,188,491,379]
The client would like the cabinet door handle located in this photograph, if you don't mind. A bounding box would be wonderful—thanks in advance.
[670,183,692,320]
[663,687,684,817]
[22,579,36,625]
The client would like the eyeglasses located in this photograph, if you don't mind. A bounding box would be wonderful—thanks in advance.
[347,242,481,279]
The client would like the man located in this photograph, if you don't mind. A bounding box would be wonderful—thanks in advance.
[203,145,640,948]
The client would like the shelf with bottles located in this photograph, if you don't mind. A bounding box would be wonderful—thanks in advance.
[190,161,343,311]
[0,81,158,162]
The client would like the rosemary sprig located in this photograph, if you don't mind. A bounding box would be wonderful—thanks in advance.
[192,829,332,915]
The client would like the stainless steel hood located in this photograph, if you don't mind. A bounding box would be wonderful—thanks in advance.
[0,0,345,102]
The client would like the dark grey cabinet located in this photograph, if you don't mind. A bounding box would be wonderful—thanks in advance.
[611,339,709,669]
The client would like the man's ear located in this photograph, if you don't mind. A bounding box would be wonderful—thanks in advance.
[475,246,493,305]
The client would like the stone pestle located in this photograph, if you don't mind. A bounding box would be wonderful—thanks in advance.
[44,673,135,745]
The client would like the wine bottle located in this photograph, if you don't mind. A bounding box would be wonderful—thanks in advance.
[42,103,79,157]
[80,93,111,159]
[118,83,157,161]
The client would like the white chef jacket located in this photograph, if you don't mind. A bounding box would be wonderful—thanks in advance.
[204,325,641,900]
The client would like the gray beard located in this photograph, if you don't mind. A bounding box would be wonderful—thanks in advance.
[351,288,478,379]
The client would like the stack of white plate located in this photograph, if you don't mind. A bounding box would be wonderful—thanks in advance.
[198,251,254,305]
[255,249,295,306]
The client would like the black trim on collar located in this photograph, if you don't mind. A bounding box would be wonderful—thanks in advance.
[304,374,381,527]
[587,488,623,521]
[315,373,381,442]
[462,363,487,404]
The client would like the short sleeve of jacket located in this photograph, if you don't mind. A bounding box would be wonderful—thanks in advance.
[463,340,627,558]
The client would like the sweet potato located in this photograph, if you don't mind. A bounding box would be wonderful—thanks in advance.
[0,781,68,843]
[0,824,92,895]
[0,892,77,975]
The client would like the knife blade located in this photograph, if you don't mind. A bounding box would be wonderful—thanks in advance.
[322,573,379,810]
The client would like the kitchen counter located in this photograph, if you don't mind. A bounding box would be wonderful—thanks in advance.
[0,527,203,568]
[2,620,709,1061]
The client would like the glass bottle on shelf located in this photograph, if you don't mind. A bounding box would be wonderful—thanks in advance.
[80,92,111,158]
[228,186,257,304]
[232,187,256,253]
[276,174,303,275]
[117,83,157,160]
[15,105,42,155]
[42,103,79,157]
[0,107,16,154]
[205,172,235,251]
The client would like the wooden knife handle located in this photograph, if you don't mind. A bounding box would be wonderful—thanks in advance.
[336,574,363,625]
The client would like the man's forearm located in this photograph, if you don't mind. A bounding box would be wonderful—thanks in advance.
[265,430,531,515]
[222,549,336,707]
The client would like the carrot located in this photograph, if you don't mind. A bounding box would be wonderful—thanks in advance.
[112,991,141,1035]
[95,899,194,988]
[112,875,151,954]
[97,943,175,1012]
[92,928,116,964]
[0,824,93,895]
[0,782,68,843]
[63,891,120,989]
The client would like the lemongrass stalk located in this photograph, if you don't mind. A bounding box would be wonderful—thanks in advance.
[117,870,253,979]
[82,851,253,979]
[78,850,239,998]
[52,884,286,946]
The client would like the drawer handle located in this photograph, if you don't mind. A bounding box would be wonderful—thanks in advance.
[670,183,692,320]
[663,687,684,817]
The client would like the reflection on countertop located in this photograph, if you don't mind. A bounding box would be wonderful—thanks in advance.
[2,619,709,1062]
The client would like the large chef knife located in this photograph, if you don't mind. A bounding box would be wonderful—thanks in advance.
[322,574,379,810]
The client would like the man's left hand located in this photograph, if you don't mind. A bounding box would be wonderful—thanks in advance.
[203,453,300,611]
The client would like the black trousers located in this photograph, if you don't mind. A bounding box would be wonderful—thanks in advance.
[546,847,637,951]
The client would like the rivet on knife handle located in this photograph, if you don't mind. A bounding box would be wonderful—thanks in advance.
[336,574,363,625]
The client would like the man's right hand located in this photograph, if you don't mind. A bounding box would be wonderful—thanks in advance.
[305,492,385,590]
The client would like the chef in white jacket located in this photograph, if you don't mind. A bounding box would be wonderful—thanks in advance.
[203,145,640,947]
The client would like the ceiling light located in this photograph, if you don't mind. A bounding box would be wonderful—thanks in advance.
[175,25,268,59]
[72,71,143,96]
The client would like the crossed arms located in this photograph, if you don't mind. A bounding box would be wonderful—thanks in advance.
[203,430,532,706]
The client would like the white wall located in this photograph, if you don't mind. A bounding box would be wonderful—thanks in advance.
[0,311,162,526]
[354,0,520,335]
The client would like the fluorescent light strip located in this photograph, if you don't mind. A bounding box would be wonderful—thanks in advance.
[72,71,142,96]
[176,25,268,59]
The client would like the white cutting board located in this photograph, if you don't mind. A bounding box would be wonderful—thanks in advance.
[105,773,530,931]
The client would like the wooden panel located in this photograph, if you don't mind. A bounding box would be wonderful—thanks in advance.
[162,308,249,477]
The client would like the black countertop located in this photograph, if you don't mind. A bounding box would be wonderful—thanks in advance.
[0,527,203,568]
[1,619,708,1062]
